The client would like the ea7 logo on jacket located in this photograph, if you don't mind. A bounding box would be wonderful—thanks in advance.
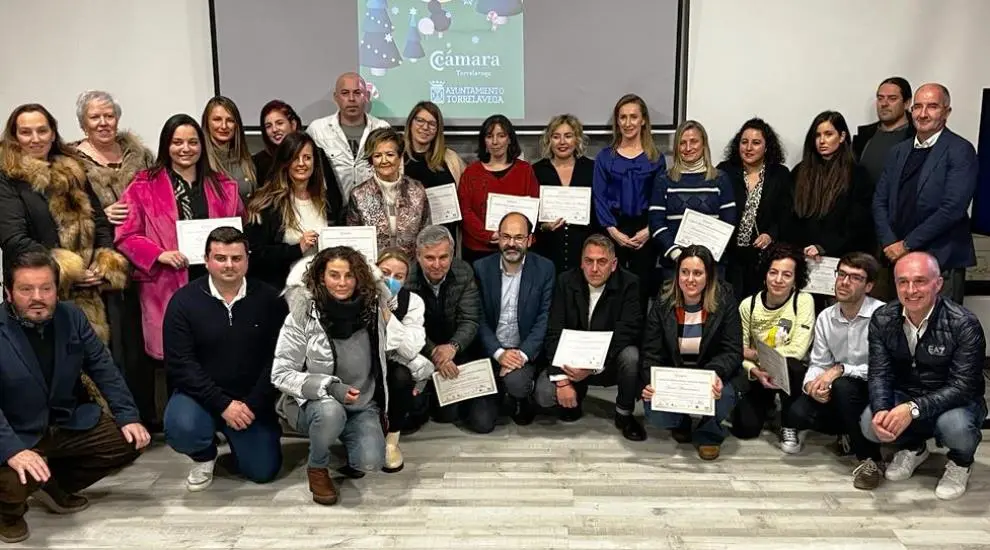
[927,344,947,356]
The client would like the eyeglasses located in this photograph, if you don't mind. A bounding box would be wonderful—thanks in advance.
[499,234,528,244]
[835,270,867,284]
[413,117,438,130]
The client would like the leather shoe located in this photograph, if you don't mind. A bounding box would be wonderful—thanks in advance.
[559,406,583,423]
[698,445,721,461]
[0,515,28,544]
[614,415,646,441]
[512,399,536,426]
[338,465,366,479]
[33,483,90,514]
[307,467,339,506]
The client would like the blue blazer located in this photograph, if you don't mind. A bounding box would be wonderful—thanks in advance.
[0,302,139,463]
[873,128,978,270]
[474,252,555,362]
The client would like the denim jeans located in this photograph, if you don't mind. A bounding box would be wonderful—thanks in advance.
[859,390,986,467]
[164,392,283,483]
[295,398,385,471]
[644,381,737,445]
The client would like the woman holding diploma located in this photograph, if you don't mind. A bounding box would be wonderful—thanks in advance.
[252,100,343,221]
[115,114,243,361]
[648,120,736,272]
[376,248,435,473]
[457,114,539,264]
[245,132,336,289]
[533,114,596,274]
[346,128,431,259]
[640,245,742,460]
[730,243,815,454]
[273,246,390,505]
[717,118,792,301]
[592,95,666,302]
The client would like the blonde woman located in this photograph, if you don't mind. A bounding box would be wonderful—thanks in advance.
[245,132,335,289]
[202,96,257,201]
[648,120,736,271]
[592,94,665,302]
[533,114,595,273]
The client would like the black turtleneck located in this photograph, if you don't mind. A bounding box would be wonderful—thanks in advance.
[23,322,55,388]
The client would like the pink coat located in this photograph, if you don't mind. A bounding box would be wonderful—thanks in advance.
[114,169,243,359]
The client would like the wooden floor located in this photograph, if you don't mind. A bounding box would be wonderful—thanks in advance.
[14,391,990,549]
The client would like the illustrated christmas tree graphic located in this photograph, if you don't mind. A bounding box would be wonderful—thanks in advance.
[359,0,402,77]
[403,10,425,63]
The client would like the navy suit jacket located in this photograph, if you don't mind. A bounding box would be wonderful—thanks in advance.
[474,252,555,362]
[0,302,139,464]
[872,128,978,270]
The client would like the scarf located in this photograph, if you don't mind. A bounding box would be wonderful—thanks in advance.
[318,293,368,340]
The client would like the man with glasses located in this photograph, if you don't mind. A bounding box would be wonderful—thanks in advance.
[786,252,885,489]
[471,212,555,432]
[860,251,985,500]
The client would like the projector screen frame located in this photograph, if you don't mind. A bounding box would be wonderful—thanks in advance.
[208,0,690,134]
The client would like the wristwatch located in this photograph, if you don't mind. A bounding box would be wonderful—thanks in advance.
[909,401,920,419]
[449,341,460,352]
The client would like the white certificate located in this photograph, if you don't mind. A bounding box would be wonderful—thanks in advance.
[805,256,840,296]
[550,329,613,370]
[432,359,498,407]
[484,193,541,231]
[650,367,716,416]
[175,217,243,265]
[425,184,462,224]
[538,186,592,226]
[672,209,735,261]
[755,339,791,395]
[318,226,378,264]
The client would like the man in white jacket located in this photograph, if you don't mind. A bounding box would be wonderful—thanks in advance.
[307,72,390,205]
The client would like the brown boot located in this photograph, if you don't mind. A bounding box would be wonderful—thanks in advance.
[307,467,338,506]
[0,515,28,544]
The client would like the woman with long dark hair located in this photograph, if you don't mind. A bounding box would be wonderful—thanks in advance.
[273,246,391,506]
[718,118,793,300]
[786,111,874,259]
[115,114,243,362]
[245,132,336,289]
[457,114,539,263]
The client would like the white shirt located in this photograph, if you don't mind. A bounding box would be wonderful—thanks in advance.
[903,304,935,356]
[588,284,605,325]
[306,112,390,204]
[913,129,944,149]
[804,297,884,385]
[208,276,247,325]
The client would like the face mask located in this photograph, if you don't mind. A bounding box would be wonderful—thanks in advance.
[384,276,403,297]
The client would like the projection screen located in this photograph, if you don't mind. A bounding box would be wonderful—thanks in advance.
[211,0,685,129]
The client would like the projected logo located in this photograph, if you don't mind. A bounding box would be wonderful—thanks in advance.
[358,0,524,119]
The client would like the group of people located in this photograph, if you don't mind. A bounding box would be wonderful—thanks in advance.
[0,69,983,544]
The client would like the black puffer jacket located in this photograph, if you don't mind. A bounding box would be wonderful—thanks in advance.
[405,258,480,356]
[868,297,986,419]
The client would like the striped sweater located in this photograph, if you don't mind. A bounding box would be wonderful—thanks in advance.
[648,170,737,259]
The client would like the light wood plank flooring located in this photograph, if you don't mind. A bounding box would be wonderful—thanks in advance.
[13,392,990,549]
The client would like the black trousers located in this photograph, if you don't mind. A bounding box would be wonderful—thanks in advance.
[386,361,416,434]
[787,377,881,461]
[611,215,659,306]
[730,358,807,439]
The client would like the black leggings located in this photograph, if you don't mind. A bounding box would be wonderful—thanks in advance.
[730,358,807,439]
[386,361,416,433]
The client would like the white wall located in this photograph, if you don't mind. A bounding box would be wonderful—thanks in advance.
[0,0,214,147]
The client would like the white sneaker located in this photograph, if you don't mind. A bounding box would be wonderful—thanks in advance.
[780,428,804,454]
[885,448,929,481]
[186,459,216,492]
[935,461,971,500]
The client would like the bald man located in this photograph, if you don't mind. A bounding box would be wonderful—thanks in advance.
[872,83,978,304]
[307,72,390,205]
[861,252,986,500]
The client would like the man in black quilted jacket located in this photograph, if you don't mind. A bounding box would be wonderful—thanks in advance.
[860,251,986,500]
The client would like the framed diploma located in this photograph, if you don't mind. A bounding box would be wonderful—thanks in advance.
[538,186,592,226]
[432,359,498,407]
[650,367,717,416]
[176,217,243,265]
[425,183,462,224]
[484,193,540,232]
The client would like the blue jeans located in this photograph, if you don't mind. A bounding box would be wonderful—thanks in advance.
[859,391,986,467]
[295,399,385,471]
[644,381,737,445]
[164,392,283,483]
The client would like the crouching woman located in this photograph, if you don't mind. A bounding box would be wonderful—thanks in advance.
[271,246,389,505]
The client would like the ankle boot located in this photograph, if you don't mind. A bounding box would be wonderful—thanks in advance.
[383,431,404,473]
[307,467,338,506]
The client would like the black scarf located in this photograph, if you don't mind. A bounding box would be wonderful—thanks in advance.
[318,293,368,340]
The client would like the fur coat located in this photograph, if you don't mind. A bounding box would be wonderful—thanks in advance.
[0,147,129,343]
[74,131,155,208]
